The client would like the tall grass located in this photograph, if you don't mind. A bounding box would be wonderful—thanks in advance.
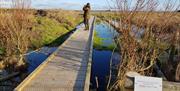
[106,0,180,90]
[0,0,33,72]
[0,1,83,72]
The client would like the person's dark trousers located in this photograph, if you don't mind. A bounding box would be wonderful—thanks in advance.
[84,18,89,30]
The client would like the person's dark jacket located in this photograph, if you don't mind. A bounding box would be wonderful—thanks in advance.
[83,5,91,18]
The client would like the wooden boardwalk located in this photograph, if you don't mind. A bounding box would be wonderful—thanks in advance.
[15,17,95,91]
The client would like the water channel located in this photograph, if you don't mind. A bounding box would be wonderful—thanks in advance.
[90,21,120,91]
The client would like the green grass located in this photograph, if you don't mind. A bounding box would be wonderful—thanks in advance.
[93,30,104,49]
[31,17,70,48]
[47,28,76,47]
[29,10,82,49]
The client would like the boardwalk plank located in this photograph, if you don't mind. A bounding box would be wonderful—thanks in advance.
[15,17,95,91]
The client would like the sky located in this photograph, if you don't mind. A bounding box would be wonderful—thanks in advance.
[31,0,111,10]
[0,0,179,10]
[0,0,112,10]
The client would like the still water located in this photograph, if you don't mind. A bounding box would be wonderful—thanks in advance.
[90,22,120,91]
[26,47,57,73]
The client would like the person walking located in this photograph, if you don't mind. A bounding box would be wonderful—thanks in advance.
[83,3,91,30]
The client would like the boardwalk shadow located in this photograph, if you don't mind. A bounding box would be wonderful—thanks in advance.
[47,19,93,90]
[54,46,86,71]
[46,28,76,47]
[72,18,94,91]
[46,22,84,47]
[46,29,91,90]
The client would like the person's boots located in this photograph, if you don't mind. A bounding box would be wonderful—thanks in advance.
[85,25,89,30]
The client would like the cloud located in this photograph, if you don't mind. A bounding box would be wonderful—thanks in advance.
[61,2,80,6]
[0,0,12,7]
[31,0,109,10]
[32,1,82,10]
[58,2,82,10]
[0,0,109,10]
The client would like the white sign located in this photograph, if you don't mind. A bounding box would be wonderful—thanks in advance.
[135,76,162,91]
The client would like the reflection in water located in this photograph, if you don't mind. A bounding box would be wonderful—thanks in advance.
[95,22,118,46]
[91,50,120,91]
[26,47,57,73]
[0,47,57,91]
[91,22,120,91]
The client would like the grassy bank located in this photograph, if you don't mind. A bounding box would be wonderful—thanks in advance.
[31,16,69,48]
[30,10,82,48]
[0,9,82,70]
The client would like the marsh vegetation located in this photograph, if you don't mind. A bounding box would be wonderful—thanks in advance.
[92,0,180,91]
[0,0,82,89]
[0,0,179,91]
